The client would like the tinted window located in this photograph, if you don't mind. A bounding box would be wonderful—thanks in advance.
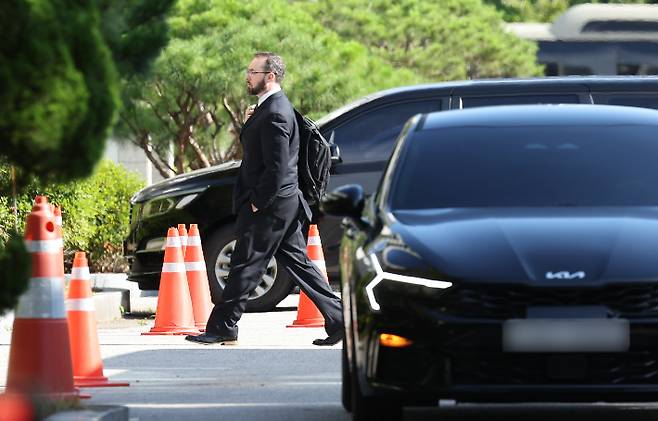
[332,100,440,162]
[543,63,559,77]
[583,21,658,33]
[617,64,641,75]
[461,94,580,108]
[562,65,593,76]
[599,95,658,110]
[390,125,658,209]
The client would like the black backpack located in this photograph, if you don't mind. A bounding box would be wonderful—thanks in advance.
[294,108,332,207]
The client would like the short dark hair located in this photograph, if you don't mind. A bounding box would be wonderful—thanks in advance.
[254,52,285,83]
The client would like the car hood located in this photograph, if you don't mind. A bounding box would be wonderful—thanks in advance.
[391,207,658,286]
[131,160,241,203]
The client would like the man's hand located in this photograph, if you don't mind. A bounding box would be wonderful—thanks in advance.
[251,203,258,213]
[244,104,257,122]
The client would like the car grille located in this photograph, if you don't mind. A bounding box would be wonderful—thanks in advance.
[434,284,658,319]
[434,285,658,319]
[451,352,658,385]
[129,203,143,229]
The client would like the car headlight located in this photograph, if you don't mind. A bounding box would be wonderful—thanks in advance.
[365,253,452,312]
[145,237,167,251]
[141,193,199,219]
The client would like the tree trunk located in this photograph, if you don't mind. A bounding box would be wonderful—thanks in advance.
[188,136,211,167]
[136,134,175,179]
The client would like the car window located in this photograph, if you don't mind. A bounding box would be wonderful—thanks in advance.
[593,94,658,110]
[390,124,658,209]
[460,94,580,109]
[331,100,441,163]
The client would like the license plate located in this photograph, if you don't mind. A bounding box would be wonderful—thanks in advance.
[502,319,629,353]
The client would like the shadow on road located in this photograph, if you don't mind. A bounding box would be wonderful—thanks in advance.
[88,349,658,421]
[406,403,658,421]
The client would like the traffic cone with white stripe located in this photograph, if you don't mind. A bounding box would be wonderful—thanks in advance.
[53,205,65,278]
[143,228,199,335]
[5,196,79,399]
[53,206,63,227]
[185,224,213,331]
[178,223,188,257]
[287,224,328,328]
[67,252,129,387]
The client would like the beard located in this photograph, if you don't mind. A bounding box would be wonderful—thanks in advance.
[247,78,267,96]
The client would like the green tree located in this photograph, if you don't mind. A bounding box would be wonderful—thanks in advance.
[0,0,119,183]
[486,0,658,23]
[99,0,176,76]
[0,160,144,273]
[117,0,420,177]
[301,0,543,81]
[0,0,172,314]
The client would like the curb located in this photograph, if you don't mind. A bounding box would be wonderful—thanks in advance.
[0,274,157,329]
[65,273,158,316]
[0,291,127,327]
[45,405,128,421]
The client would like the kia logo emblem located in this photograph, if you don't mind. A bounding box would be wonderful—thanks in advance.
[545,271,586,280]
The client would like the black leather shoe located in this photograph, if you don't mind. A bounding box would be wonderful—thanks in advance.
[313,329,344,346]
[185,333,238,345]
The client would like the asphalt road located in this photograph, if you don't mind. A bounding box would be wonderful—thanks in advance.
[0,296,347,421]
[3,295,658,420]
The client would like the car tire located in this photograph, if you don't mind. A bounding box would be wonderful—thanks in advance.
[204,223,295,312]
[342,339,352,412]
[351,366,402,421]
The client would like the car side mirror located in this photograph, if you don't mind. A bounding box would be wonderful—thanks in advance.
[328,132,342,168]
[321,184,365,220]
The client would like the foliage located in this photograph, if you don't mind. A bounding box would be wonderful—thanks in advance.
[485,0,658,23]
[0,0,119,184]
[98,0,176,76]
[116,0,420,177]
[0,232,31,316]
[301,0,543,81]
[0,160,144,274]
[0,0,172,315]
[86,161,145,272]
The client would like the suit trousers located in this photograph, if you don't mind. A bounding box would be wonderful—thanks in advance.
[205,194,343,338]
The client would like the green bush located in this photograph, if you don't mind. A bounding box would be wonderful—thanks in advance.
[0,160,144,272]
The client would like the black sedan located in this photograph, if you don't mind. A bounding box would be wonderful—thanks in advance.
[124,76,658,312]
[322,104,658,421]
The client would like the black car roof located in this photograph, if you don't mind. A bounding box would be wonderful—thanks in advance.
[316,76,658,127]
[420,103,658,130]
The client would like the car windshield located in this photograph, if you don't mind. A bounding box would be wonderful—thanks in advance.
[389,124,658,209]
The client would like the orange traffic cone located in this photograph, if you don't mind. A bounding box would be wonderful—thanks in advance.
[185,224,213,331]
[287,224,328,328]
[53,206,63,227]
[143,228,199,335]
[0,393,34,421]
[178,223,188,257]
[5,196,79,399]
[53,205,65,279]
[67,252,129,388]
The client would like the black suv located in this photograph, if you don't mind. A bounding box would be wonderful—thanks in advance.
[124,76,658,312]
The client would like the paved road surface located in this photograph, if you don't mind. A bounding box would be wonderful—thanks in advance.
[3,295,658,420]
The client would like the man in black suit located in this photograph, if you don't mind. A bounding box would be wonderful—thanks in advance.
[186,52,343,346]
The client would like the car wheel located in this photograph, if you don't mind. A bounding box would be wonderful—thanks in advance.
[204,224,294,312]
[351,360,402,421]
[342,339,352,412]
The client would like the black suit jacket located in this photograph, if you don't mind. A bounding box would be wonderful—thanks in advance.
[234,90,302,214]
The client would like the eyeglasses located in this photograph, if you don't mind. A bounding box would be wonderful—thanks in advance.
[246,69,273,76]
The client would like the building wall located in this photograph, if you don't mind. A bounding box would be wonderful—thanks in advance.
[103,138,166,185]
